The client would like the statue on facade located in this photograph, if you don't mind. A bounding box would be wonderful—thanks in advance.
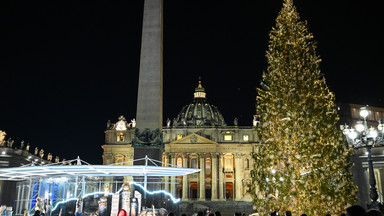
[131,118,136,128]
[0,130,6,146]
[55,156,60,163]
[26,143,30,151]
[234,117,238,126]
[166,118,171,128]
[107,120,111,129]
[47,153,52,161]
[39,149,44,158]
[7,138,14,148]
[35,147,39,155]
[20,140,25,149]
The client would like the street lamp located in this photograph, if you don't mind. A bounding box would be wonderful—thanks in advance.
[342,106,384,209]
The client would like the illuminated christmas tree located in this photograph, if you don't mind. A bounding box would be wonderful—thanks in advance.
[250,0,357,215]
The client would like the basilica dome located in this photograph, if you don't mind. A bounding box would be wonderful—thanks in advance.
[171,81,226,127]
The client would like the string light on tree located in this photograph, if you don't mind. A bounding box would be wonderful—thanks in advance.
[250,0,357,215]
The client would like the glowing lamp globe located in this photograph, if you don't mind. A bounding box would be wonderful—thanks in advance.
[378,123,384,131]
[368,127,378,139]
[348,130,358,139]
[355,121,365,132]
[360,107,369,118]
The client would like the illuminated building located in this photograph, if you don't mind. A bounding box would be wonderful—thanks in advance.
[102,82,257,213]
[338,103,384,207]
[0,135,52,208]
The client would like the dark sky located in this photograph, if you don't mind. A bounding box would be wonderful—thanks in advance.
[1,0,383,164]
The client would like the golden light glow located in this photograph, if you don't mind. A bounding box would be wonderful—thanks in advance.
[194,92,206,98]
[224,135,232,141]
[118,133,124,142]
[243,135,249,141]
[177,135,183,140]
[177,157,183,167]
[116,120,127,131]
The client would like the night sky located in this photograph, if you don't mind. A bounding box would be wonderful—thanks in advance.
[1,0,383,164]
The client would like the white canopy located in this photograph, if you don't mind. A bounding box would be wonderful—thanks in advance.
[0,156,200,181]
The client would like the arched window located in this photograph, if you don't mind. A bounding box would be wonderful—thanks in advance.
[191,158,197,168]
[246,159,250,169]
[177,157,183,167]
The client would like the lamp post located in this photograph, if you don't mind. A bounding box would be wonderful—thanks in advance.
[342,106,384,210]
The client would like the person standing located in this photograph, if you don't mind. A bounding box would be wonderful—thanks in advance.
[75,198,83,216]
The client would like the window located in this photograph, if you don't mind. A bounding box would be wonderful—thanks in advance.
[205,158,211,170]
[351,108,359,119]
[224,154,233,172]
[224,135,232,141]
[226,158,231,168]
[246,159,250,169]
[177,157,183,167]
[243,135,249,141]
[368,111,374,121]
[191,158,197,168]
[206,158,211,178]
[177,135,183,140]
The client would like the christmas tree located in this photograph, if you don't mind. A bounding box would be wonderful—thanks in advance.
[250,0,357,215]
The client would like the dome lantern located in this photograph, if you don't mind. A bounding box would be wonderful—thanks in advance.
[193,81,206,99]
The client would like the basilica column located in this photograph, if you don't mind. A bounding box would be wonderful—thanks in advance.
[164,153,169,192]
[211,153,218,201]
[171,153,176,197]
[235,153,243,201]
[182,153,189,201]
[198,153,206,201]
[218,153,225,200]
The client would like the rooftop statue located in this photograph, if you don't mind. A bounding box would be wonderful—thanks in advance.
[0,130,6,146]
[7,138,14,148]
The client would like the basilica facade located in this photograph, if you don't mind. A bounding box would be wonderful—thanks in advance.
[102,82,258,205]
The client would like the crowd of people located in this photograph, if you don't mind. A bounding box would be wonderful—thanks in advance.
[260,205,384,216]
[170,205,384,216]
[27,204,384,216]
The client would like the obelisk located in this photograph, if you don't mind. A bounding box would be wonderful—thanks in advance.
[132,0,164,208]
[136,0,163,131]
[133,0,164,162]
